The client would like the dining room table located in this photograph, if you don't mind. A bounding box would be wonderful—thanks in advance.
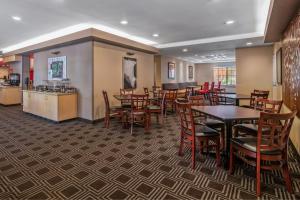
[218,93,251,106]
[191,105,261,168]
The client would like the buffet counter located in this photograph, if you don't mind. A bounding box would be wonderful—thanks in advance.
[0,86,21,105]
[23,90,78,122]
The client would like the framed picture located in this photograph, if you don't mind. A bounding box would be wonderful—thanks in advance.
[168,62,175,79]
[123,57,137,89]
[48,56,67,80]
[188,66,193,79]
[276,48,282,85]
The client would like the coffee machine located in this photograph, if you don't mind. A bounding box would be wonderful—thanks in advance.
[8,73,20,86]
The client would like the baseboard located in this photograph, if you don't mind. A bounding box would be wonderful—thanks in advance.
[78,118,104,124]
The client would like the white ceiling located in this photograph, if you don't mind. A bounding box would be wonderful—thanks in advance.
[0,0,271,63]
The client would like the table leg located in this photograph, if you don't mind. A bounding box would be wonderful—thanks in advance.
[223,120,233,169]
[235,99,239,106]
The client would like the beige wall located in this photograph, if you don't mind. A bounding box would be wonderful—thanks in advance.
[272,42,300,154]
[236,46,274,98]
[93,42,155,120]
[195,63,214,83]
[34,42,94,120]
[160,56,195,84]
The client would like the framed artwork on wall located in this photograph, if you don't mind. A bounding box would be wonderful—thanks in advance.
[48,56,67,80]
[276,48,282,85]
[188,66,193,79]
[123,57,137,89]
[168,62,175,79]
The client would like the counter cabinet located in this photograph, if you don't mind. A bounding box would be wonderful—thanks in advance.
[23,90,77,122]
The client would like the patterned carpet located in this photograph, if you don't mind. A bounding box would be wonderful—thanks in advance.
[0,106,300,200]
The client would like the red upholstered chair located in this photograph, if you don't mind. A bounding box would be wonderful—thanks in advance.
[229,110,297,197]
[197,82,209,95]
[209,82,215,92]
[214,81,221,91]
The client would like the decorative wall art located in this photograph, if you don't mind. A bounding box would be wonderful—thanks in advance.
[168,62,175,79]
[282,10,300,117]
[123,57,137,89]
[48,56,67,80]
[188,66,193,79]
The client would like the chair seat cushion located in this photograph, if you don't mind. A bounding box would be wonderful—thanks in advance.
[194,118,224,126]
[234,124,270,133]
[231,137,281,155]
[147,105,160,110]
[185,125,219,137]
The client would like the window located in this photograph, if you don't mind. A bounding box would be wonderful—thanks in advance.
[213,66,236,86]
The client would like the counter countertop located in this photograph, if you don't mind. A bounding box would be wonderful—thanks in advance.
[23,90,77,96]
[0,85,21,89]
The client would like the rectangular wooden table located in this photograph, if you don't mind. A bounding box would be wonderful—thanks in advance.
[191,105,260,168]
[219,94,251,106]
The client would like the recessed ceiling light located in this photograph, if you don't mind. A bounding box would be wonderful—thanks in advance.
[182,48,188,52]
[152,33,159,37]
[120,20,128,25]
[246,42,253,46]
[12,16,21,21]
[195,54,198,56]
[225,20,235,25]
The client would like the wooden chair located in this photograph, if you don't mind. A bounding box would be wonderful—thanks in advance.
[165,89,178,113]
[229,110,297,197]
[209,82,215,92]
[189,95,225,150]
[197,82,209,95]
[214,81,222,91]
[102,91,124,128]
[120,89,134,108]
[176,100,221,169]
[146,91,167,126]
[152,86,161,97]
[233,99,283,137]
[129,94,149,135]
[185,87,193,98]
[143,87,149,96]
[242,91,269,109]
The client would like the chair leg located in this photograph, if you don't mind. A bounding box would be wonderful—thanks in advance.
[229,142,234,174]
[256,155,261,197]
[215,138,221,167]
[282,162,293,193]
[130,115,134,135]
[233,126,238,138]
[178,131,184,156]
[220,126,225,150]
[192,140,196,169]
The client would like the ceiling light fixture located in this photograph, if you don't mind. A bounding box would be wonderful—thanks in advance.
[246,42,253,46]
[152,33,159,37]
[225,20,235,25]
[1,23,157,53]
[12,16,21,21]
[120,20,128,25]
[182,48,188,52]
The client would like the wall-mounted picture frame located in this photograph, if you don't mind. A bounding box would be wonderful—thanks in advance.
[48,56,67,80]
[188,66,193,79]
[123,57,137,89]
[168,62,175,79]
[276,48,282,85]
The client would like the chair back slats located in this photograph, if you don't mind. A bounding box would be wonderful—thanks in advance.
[185,87,192,98]
[143,87,149,95]
[102,90,110,113]
[209,91,220,106]
[250,92,269,107]
[188,95,206,106]
[257,111,297,152]
[176,100,195,136]
[131,94,148,111]
[210,82,215,91]
[254,99,283,113]
[165,89,178,100]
